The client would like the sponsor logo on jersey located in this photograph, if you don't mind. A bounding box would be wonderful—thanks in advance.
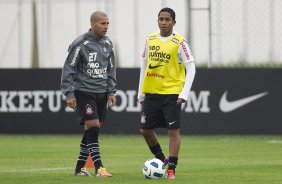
[87,68,107,78]
[149,36,157,40]
[148,45,171,63]
[87,62,107,78]
[149,52,171,60]
[149,46,160,51]
[142,40,148,58]
[105,40,111,46]
[148,64,163,69]
[172,38,179,44]
[146,72,165,79]
[180,41,190,60]
[83,41,89,45]
[69,47,81,66]
[87,62,99,68]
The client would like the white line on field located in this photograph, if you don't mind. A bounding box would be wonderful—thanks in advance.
[0,167,72,173]
[266,140,282,144]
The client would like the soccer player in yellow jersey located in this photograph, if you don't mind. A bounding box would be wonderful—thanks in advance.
[137,7,196,180]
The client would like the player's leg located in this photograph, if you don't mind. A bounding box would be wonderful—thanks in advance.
[91,93,112,177]
[84,120,102,170]
[168,128,180,160]
[74,91,110,177]
[162,94,181,179]
[139,128,166,162]
[73,90,95,176]
[74,132,90,176]
[84,120,111,177]
[140,94,167,164]
[167,128,180,179]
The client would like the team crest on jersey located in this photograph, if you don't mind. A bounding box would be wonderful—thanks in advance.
[172,38,179,44]
[149,36,157,40]
[101,44,108,53]
[85,104,94,115]
[100,43,110,55]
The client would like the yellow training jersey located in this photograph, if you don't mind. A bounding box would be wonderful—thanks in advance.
[142,32,186,94]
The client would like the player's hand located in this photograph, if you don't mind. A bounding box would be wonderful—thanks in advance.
[66,97,77,109]
[108,95,116,108]
[176,98,185,105]
[139,101,144,105]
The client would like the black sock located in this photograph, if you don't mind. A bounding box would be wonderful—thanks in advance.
[86,127,103,173]
[149,143,166,162]
[168,156,178,171]
[75,132,88,173]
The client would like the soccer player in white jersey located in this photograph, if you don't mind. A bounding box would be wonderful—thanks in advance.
[137,7,196,180]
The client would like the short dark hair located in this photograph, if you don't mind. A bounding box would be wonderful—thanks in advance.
[158,7,176,21]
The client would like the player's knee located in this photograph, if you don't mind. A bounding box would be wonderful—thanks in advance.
[168,129,181,138]
[140,128,151,136]
[140,128,154,136]
[139,128,145,135]
[85,119,100,130]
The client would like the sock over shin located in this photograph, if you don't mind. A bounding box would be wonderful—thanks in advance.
[168,156,178,171]
[149,143,166,162]
[86,127,103,173]
[75,132,88,173]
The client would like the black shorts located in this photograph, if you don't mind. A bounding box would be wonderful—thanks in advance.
[140,94,181,130]
[74,90,107,125]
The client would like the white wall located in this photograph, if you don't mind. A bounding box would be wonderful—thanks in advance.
[0,0,32,68]
[0,0,281,68]
[0,0,192,68]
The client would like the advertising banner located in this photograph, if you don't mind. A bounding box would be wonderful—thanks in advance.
[0,69,281,134]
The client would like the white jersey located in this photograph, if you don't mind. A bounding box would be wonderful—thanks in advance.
[138,32,196,102]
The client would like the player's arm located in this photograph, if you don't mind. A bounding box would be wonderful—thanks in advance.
[60,43,80,108]
[177,40,196,103]
[107,43,117,108]
[137,39,148,104]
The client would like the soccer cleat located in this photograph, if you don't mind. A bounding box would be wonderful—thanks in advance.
[96,167,112,177]
[163,157,169,166]
[74,167,91,176]
[166,169,176,180]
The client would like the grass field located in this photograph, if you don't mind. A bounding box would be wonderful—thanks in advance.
[0,135,282,184]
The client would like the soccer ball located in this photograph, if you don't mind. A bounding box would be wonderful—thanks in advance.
[142,158,165,179]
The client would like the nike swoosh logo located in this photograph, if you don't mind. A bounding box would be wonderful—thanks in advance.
[219,91,268,112]
[148,64,163,69]
[169,121,176,125]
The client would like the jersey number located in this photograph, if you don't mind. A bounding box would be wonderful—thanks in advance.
[89,52,97,62]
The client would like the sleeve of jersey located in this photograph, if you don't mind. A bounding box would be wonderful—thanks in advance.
[60,44,80,100]
[179,39,194,63]
[178,62,196,101]
[107,47,117,96]
[178,39,196,100]
[137,60,146,102]
[137,39,148,102]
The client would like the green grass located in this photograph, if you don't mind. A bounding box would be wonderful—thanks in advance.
[0,135,282,184]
